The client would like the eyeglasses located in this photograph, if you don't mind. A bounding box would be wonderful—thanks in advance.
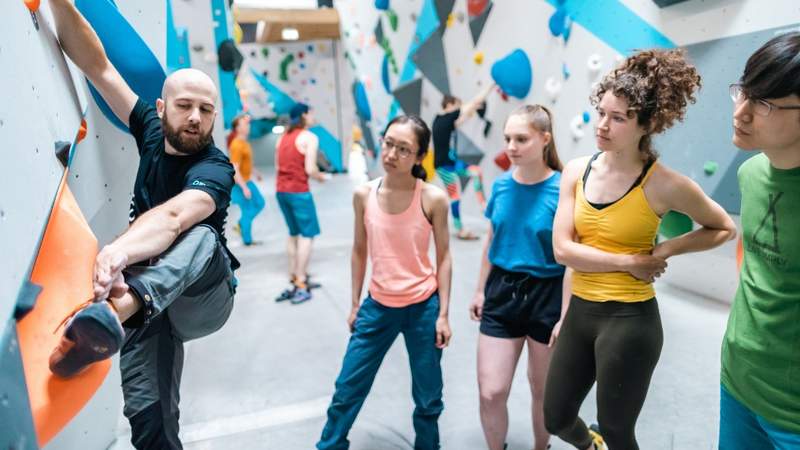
[380,138,414,158]
[729,84,800,117]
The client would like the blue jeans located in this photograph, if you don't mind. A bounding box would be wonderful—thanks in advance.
[719,385,800,450]
[231,181,265,244]
[317,294,444,450]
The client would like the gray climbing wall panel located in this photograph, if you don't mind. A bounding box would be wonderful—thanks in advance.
[654,25,800,214]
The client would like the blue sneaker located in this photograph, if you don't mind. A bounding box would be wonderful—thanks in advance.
[275,285,296,302]
[49,300,124,378]
[290,288,312,304]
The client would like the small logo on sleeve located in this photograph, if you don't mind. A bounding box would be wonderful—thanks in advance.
[191,180,207,187]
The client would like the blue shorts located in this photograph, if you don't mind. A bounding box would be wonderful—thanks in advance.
[719,384,800,450]
[276,191,320,238]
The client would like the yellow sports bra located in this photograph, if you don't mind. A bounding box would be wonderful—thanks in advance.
[572,154,661,302]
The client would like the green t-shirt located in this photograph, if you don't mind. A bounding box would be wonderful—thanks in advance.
[722,153,800,433]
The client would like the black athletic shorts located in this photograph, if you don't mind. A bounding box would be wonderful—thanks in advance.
[479,265,563,344]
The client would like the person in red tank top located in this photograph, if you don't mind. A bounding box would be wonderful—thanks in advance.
[274,103,328,304]
[317,115,453,450]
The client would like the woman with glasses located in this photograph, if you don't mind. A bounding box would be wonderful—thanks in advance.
[317,115,453,450]
[543,49,737,450]
[720,32,800,450]
[469,105,567,450]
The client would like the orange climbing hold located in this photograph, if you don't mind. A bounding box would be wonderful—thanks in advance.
[76,119,87,143]
[24,0,40,12]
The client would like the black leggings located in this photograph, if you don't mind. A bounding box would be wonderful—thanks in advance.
[543,296,663,450]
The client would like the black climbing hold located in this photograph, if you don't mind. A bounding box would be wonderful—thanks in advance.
[54,141,71,167]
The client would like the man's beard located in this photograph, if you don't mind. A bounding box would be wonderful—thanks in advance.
[162,112,214,155]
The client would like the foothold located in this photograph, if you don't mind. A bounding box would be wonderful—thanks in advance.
[298,51,304,59]
[299,63,306,69]
[456,11,465,23]
[192,44,204,52]
[375,0,389,10]
[582,111,591,124]
[279,54,295,81]
[250,50,256,58]
[473,51,484,65]
[411,12,418,22]
[562,62,570,80]
[262,70,268,77]
[491,49,532,98]
[569,115,585,140]
[307,44,314,52]
[261,47,269,58]
[545,76,562,102]
[54,141,71,167]
[704,160,719,175]
[446,13,455,28]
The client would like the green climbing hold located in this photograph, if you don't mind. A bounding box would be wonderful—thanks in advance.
[386,9,398,31]
[704,160,718,175]
[279,54,295,81]
[261,47,269,58]
[659,211,693,239]
[379,37,398,75]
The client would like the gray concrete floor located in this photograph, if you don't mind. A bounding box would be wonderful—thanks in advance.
[111,173,729,450]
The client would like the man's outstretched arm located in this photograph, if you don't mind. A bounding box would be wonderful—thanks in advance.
[49,0,137,126]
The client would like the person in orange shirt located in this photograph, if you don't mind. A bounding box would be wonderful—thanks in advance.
[228,114,266,246]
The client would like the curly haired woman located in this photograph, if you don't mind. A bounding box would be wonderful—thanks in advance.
[542,49,737,450]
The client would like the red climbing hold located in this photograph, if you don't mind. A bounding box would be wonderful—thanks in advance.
[467,0,489,17]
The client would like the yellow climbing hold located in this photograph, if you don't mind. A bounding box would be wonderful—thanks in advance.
[422,147,436,181]
[473,51,484,65]
[446,13,455,28]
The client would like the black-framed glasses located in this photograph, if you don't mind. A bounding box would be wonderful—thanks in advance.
[380,138,414,158]
[729,84,800,117]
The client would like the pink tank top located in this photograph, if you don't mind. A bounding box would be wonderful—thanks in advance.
[365,178,438,307]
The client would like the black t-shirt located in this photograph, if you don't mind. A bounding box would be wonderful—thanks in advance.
[128,98,239,269]
[431,109,460,168]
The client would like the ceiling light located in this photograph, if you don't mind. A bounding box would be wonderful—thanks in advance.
[281,27,299,41]
[272,125,286,134]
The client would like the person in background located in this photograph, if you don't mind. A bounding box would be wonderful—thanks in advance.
[228,114,266,246]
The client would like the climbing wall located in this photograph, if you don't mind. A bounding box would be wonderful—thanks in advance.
[1,0,240,448]
[238,39,356,171]
[334,0,800,303]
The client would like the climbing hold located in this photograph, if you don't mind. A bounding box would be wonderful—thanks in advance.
[233,22,243,44]
[386,9,399,31]
[76,119,88,143]
[217,39,243,72]
[381,56,391,94]
[310,78,317,85]
[261,47,269,58]
[24,0,40,12]
[446,13,455,28]
[54,141,71,167]
[352,80,372,121]
[279,53,295,81]
[562,16,573,43]
[548,7,569,37]
[569,115,585,140]
[659,211,693,239]
[704,160,719,175]
[375,0,389,10]
[562,62,570,80]
[411,12,418,22]
[491,49,532,99]
[582,111,591,124]
[307,44,314,52]
[545,76,562,102]
[456,11,465,23]
[587,53,602,76]
[299,62,306,70]
[473,51,484,65]
[298,51,304,59]
[467,0,489,17]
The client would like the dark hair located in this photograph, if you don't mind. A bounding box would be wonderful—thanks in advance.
[741,31,800,100]
[507,105,563,171]
[590,48,701,162]
[383,115,431,180]
[226,114,248,149]
[441,94,459,109]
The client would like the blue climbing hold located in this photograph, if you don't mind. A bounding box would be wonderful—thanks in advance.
[353,81,372,121]
[562,62,570,80]
[381,55,391,94]
[548,7,568,37]
[76,0,166,132]
[251,69,296,115]
[307,44,314,52]
[582,111,591,123]
[491,49,532,99]
[375,0,389,11]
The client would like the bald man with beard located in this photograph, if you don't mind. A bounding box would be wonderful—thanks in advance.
[47,2,239,448]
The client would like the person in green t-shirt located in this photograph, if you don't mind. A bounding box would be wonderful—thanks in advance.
[720,31,800,450]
